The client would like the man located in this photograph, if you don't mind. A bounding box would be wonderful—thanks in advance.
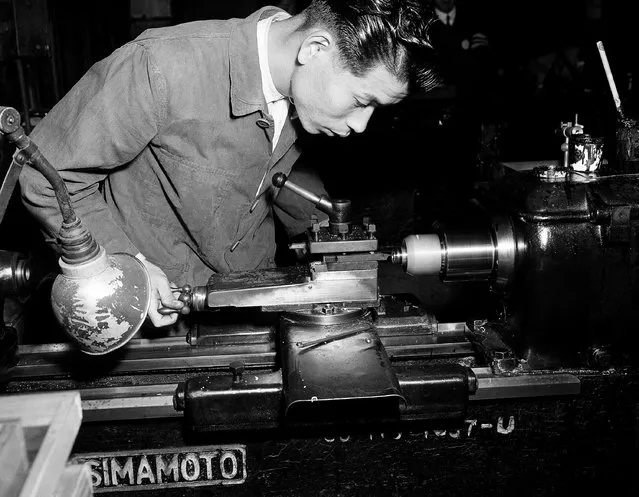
[429,0,492,101]
[19,0,440,328]
[421,0,495,203]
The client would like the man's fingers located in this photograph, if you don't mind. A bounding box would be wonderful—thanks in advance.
[147,305,178,327]
[148,286,181,326]
[154,279,184,311]
[141,259,183,327]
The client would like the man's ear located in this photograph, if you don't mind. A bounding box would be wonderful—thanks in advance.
[297,31,333,65]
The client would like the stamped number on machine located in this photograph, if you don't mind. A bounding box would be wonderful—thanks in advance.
[71,445,247,492]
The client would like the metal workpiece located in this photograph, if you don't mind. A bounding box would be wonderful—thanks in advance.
[391,233,441,275]
[440,230,496,281]
[391,223,517,284]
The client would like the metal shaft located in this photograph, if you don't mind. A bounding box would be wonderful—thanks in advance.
[392,231,497,281]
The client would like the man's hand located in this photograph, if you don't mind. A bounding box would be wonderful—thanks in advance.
[140,258,185,327]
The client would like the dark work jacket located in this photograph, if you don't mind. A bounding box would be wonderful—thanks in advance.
[19,7,328,286]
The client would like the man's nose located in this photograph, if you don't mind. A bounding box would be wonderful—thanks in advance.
[347,107,375,134]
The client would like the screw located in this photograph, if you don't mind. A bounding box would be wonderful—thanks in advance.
[311,222,320,242]
[320,304,336,315]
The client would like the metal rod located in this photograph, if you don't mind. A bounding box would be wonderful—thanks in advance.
[597,40,625,118]
[272,172,334,215]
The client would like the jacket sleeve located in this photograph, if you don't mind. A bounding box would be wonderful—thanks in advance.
[273,160,331,237]
[19,41,166,256]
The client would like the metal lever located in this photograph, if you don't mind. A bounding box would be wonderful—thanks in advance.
[272,172,334,215]
[157,284,193,315]
[272,173,352,231]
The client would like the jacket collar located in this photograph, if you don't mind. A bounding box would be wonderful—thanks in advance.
[229,7,285,117]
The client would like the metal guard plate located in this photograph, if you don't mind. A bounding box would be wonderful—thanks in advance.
[281,313,404,421]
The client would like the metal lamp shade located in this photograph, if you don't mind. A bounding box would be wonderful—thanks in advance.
[51,248,152,355]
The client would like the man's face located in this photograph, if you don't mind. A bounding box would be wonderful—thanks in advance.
[290,40,408,138]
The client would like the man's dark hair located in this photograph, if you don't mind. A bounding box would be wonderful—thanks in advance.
[300,0,440,92]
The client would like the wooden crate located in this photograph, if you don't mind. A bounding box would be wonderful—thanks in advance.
[0,391,93,497]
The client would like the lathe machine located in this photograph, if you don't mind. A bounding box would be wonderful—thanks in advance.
[1,107,638,496]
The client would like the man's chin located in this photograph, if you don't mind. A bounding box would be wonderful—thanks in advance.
[294,114,322,135]
[301,123,321,135]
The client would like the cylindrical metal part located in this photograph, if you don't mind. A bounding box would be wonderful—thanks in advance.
[330,199,351,224]
[392,234,442,276]
[329,199,352,235]
[392,230,498,282]
[190,285,208,312]
[442,231,496,280]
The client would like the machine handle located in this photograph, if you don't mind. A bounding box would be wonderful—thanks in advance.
[272,172,334,216]
[157,284,193,315]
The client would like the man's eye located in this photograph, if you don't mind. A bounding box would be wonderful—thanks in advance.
[354,100,368,108]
